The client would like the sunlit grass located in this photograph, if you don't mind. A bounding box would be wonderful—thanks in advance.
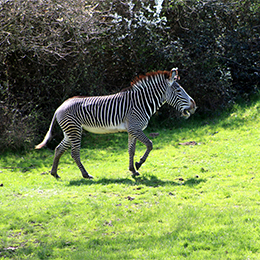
[1,100,260,259]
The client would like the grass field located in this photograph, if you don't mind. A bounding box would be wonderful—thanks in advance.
[1,99,260,259]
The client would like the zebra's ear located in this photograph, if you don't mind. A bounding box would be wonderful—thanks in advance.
[170,68,179,81]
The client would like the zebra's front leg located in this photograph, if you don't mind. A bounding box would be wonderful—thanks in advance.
[135,135,153,171]
[128,135,139,177]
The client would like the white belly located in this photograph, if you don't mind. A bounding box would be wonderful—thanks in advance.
[82,122,127,134]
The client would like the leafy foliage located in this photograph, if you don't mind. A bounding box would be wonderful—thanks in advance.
[0,0,259,151]
[164,0,259,109]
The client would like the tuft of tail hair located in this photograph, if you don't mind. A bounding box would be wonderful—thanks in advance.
[35,113,56,149]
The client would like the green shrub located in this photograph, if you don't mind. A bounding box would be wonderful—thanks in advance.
[0,0,259,151]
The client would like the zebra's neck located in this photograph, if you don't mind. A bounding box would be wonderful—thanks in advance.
[129,73,168,117]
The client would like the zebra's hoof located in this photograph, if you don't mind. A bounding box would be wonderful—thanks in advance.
[132,171,140,178]
[51,172,60,179]
[135,162,142,170]
[83,174,94,179]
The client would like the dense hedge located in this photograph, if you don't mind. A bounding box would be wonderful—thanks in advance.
[0,0,259,151]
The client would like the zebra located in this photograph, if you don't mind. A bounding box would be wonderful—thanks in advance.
[35,68,197,179]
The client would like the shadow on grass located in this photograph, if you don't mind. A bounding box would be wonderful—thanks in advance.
[68,175,206,188]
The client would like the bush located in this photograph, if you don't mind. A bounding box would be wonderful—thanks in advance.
[0,0,113,151]
[164,0,259,109]
[0,102,37,151]
[0,0,259,151]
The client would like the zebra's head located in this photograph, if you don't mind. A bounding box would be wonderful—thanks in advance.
[165,68,197,119]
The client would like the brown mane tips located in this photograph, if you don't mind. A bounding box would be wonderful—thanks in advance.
[130,70,170,87]
[68,96,89,100]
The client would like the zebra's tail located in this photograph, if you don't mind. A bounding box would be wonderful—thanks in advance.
[35,113,57,149]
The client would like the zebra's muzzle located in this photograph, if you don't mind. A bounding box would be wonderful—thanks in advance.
[181,100,197,119]
[182,109,191,119]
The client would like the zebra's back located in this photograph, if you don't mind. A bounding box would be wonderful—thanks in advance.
[57,92,131,134]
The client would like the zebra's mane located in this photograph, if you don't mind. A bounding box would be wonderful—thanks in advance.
[121,70,171,92]
[69,71,172,99]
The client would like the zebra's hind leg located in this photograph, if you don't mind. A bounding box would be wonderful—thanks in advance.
[51,135,70,178]
[69,132,93,179]
[71,146,93,179]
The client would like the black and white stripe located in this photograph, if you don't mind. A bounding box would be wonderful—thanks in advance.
[35,68,196,179]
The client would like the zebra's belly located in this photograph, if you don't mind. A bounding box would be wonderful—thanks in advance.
[82,122,127,134]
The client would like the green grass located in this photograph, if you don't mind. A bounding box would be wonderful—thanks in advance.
[1,100,260,259]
